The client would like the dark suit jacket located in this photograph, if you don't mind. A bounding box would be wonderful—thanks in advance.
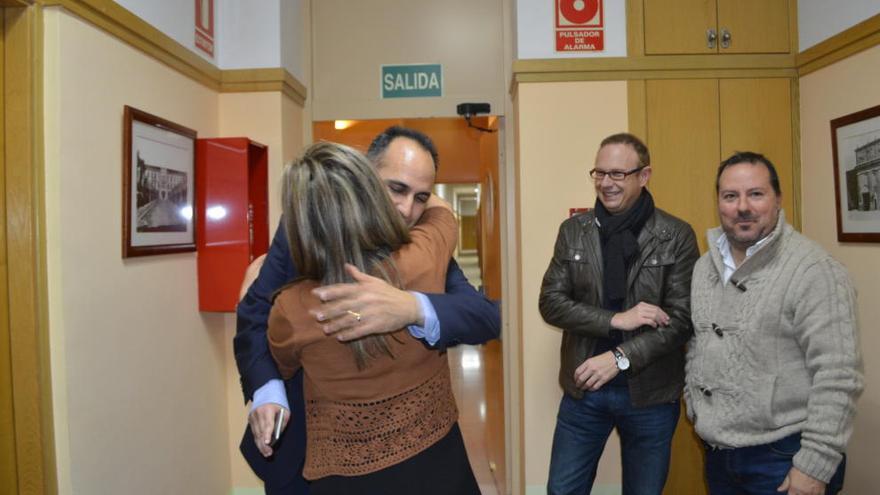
[234,221,501,489]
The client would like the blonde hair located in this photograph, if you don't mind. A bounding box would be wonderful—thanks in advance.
[281,141,411,369]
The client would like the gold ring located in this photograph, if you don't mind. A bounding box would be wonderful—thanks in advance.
[347,310,362,322]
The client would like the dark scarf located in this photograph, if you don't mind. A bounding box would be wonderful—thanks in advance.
[595,189,655,309]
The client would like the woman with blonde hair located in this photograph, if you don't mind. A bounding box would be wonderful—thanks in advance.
[267,142,479,494]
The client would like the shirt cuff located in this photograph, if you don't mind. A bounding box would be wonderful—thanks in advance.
[250,379,289,412]
[408,291,440,346]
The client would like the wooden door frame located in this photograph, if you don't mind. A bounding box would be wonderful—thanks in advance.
[3,2,56,494]
[0,6,13,493]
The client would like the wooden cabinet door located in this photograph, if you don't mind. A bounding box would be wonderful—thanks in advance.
[646,78,720,253]
[717,0,790,53]
[644,0,717,55]
[645,0,790,55]
[644,78,717,495]
[0,12,15,495]
[720,78,795,215]
[644,78,795,249]
[641,77,795,495]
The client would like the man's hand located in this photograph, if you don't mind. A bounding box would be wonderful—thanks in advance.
[611,302,670,331]
[310,264,422,341]
[574,351,619,391]
[777,467,826,495]
[239,254,267,301]
[248,403,289,458]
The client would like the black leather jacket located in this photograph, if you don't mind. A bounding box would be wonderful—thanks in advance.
[539,208,699,407]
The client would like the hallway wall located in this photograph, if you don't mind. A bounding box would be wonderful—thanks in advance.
[310,0,506,120]
[43,8,229,494]
[40,6,311,493]
[798,0,880,51]
[113,0,215,63]
[515,80,628,494]
[112,0,309,79]
[799,43,880,495]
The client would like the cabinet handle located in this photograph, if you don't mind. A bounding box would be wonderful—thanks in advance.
[720,28,731,49]
[707,28,717,49]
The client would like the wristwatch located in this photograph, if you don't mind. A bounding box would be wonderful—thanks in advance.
[612,347,630,371]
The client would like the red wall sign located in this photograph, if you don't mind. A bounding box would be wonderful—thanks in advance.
[555,0,604,52]
[195,0,214,57]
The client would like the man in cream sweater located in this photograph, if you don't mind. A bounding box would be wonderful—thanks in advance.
[686,151,863,495]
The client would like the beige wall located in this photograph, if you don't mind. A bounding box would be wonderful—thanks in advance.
[311,0,506,120]
[43,8,229,494]
[799,44,880,495]
[515,80,628,494]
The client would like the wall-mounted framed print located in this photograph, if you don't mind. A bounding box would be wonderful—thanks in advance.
[123,106,197,257]
[831,103,880,243]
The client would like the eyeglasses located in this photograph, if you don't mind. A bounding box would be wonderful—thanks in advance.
[589,167,644,181]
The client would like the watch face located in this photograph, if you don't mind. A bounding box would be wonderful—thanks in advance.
[614,350,630,370]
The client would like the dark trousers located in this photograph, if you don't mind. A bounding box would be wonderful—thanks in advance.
[704,433,846,495]
[264,474,310,495]
[310,423,480,495]
[547,386,680,495]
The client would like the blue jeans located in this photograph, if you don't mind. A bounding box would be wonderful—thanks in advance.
[547,386,680,495]
[704,433,846,495]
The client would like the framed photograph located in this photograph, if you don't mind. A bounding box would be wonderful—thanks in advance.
[123,106,197,257]
[831,103,880,243]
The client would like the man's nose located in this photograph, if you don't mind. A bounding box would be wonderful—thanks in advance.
[397,196,414,220]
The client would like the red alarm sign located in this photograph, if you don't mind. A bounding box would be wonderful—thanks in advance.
[195,0,214,57]
[555,0,605,52]
[556,0,602,27]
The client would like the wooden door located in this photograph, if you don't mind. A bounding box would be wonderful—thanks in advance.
[0,9,17,495]
[641,77,796,494]
[644,0,717,55]
[646,78,721,252]
[719,78,795,215]
[646,80,717,495]
[717,0,789,54]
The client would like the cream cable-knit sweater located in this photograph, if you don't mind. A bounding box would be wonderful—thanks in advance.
[685,212,863,483]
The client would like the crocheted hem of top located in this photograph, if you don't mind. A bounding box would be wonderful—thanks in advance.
[302,365,459,479]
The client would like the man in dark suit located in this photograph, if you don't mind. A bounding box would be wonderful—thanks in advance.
[234,126,501,494]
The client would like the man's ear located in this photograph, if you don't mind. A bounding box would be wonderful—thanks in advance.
[639,166,652,186]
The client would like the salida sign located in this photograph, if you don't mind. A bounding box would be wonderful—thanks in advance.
[555,0,604,52]
[381,64,443,99]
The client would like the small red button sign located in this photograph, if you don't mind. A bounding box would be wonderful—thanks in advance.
[558,0,600,26]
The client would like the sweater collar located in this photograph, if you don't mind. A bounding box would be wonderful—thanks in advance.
[714,229,773,284]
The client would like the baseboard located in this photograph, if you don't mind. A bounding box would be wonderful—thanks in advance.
[229,487,264,495]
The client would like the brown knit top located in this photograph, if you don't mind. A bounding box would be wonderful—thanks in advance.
[267,207,459,480]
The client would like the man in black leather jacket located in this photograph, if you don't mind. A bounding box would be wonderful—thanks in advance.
[539,133,699,495]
